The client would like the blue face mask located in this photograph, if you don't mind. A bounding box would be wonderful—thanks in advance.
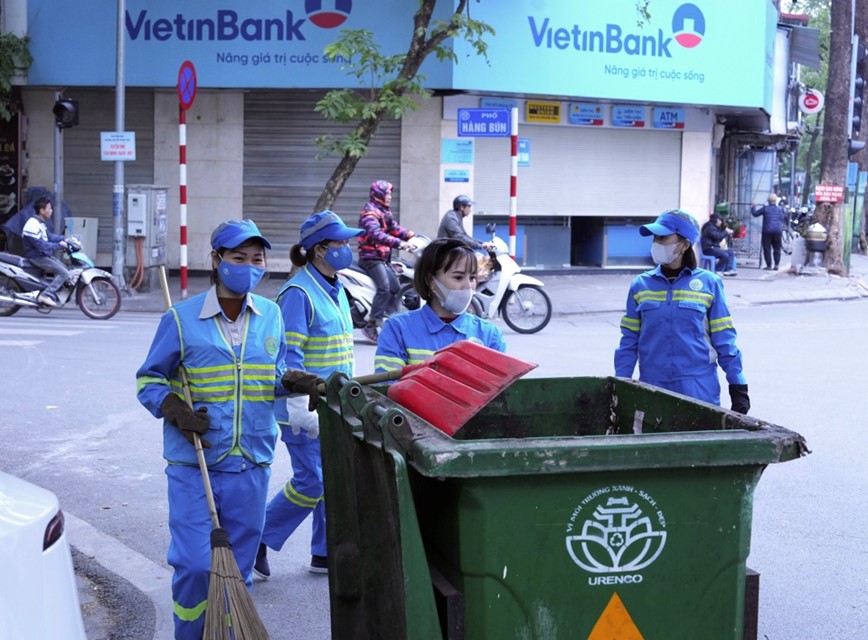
[218,259,265,295]
[323,244,353,271]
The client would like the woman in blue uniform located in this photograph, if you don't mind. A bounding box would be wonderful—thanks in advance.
[135,219,320,640]
[255,210,363,579]
[614,209,750,413]
[375,238,505,375]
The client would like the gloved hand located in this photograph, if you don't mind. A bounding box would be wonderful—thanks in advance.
[729,384,750,415]
[281,370,324,411]
[286,395,320,439]
[161,393,212,448]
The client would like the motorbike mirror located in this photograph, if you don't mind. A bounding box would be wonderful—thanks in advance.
[485,222,496,234]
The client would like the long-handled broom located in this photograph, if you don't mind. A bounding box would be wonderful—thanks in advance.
[159,266,269,639]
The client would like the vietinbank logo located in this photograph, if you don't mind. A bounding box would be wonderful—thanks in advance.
[125,3,353,42]
[305,0,352,29]
[528,3,706,58]
[672,3,705,48]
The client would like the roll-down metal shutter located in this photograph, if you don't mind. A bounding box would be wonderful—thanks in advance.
[473,126,681,217]
[62,88,155,254]
[244,91,402,252]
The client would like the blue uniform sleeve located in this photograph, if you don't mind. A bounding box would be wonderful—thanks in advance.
[707,280,747,385]
[277,285,313,371]
[483,320,506,353]
[135,309,182,418]
[374,317,408,374]
[614,282,640,377]
[273,311,288,398]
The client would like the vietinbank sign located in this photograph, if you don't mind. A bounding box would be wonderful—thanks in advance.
[25,0,452,88]
[453,0,776,111]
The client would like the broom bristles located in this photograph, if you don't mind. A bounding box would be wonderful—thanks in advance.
[202,527,269,640]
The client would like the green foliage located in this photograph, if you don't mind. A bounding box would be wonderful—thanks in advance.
[313,0,494,161]
[0,32,32,121]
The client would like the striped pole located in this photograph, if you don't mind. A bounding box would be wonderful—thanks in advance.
[509,106,518,259]
[179,106,188,299]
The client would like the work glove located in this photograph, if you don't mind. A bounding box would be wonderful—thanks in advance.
[729,384,750,415]
[286,395,320,439]
[281,369,324,412]
[161,393,212,448]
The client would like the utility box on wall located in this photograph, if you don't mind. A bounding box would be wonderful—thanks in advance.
[125,185,168,291]
[64,217,98,258]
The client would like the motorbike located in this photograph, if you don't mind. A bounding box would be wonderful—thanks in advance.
[337,235,429,329]
[0,237,121,319]
[470,223,552,334]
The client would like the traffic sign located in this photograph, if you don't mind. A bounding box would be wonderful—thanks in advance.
[177,60,197,111]
[799,89,824,115]
[457,108,511,137]
[815,182,844,203]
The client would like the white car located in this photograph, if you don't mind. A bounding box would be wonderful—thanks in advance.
[0,471,87,639]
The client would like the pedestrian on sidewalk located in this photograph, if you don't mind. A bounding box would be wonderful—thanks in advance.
[255,211,363,579]
[700,212,736,276]
[752,194,785,270]
[374,238,505,376]
[614,209,750,414]
[135,219,321,640]
[357,180,416,344]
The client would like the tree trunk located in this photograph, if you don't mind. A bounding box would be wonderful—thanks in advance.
[855,0,868,250]
[313,0,466,213]
[817,0,853,275]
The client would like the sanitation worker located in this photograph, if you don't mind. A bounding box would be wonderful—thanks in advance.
[254,210,363,579]
[374,238,505,376]
[614,209,750,414]
[135,219,321,640]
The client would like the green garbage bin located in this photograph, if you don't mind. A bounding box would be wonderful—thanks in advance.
[319,375,808,640]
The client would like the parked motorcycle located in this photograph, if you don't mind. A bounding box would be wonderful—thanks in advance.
[0,238,121,319]
[337,235,429,329]
[470,223,551,334]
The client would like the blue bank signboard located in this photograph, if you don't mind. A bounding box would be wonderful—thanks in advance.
[26,0,775,110]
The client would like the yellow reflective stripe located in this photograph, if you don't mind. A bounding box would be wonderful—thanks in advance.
[285,331,307,344]
[406,348,435,359]
[304,354,353,367]
[305,334,352,345]
[709,316,734,332]
[136,375,167,393]
[284,482,321,509]
[374,355,405,372]
[620,316,640,332]
[185,363,235,374]
[634,290,667,303]
[174,598,207,622]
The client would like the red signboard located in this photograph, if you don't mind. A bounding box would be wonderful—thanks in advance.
[815,183,844,203]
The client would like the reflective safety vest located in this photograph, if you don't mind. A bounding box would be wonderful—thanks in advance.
[274,265,354,427]
[141,292,285,466]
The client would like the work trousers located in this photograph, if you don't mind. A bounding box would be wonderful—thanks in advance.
[358,257,399,322]
[166,463,270,640]
[261,438,326,557]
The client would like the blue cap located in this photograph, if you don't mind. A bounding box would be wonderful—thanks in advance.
[300,210,364,250]
[210,219,272,250]
[639,209,699,244]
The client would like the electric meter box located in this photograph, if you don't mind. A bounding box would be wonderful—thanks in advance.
[125,185,168,269]
[64,217,99,258]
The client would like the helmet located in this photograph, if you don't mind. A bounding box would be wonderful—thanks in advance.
[370,180,393,206]
[453,195,475,210]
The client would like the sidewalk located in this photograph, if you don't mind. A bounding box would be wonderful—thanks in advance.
[118,253,868,317]
[78,252,868,639]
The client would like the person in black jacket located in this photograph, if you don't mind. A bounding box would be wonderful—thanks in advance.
[700,213,736,276]
[751,193,785,270]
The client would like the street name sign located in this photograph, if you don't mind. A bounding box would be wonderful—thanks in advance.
[457,108,510,137]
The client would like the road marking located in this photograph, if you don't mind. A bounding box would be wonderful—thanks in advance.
[0,328,82,336]
[0,340,41,347]
[588,592,644,640]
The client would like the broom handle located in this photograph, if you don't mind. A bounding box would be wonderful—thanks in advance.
[159,266,222,530]
[315,368,404,395]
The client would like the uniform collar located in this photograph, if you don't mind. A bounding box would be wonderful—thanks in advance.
[652,263,695,281]
[304,264,342,296]
[199,285,261,319]
[420,303,472,336]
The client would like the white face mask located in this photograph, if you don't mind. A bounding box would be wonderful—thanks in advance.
[432,278,473,315]
[651,241,684,266]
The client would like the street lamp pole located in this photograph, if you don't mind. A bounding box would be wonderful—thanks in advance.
[112,0,127,289]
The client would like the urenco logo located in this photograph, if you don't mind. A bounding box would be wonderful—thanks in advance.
[528,2,705,58]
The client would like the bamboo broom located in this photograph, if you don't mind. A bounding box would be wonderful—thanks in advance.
[159,266,269,640]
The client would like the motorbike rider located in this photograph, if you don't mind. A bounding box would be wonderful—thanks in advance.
[357,179,416,344]
[255,210,363,579]
[437,195,494,252]
[374,238,505,376]
[21,196,69,307]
